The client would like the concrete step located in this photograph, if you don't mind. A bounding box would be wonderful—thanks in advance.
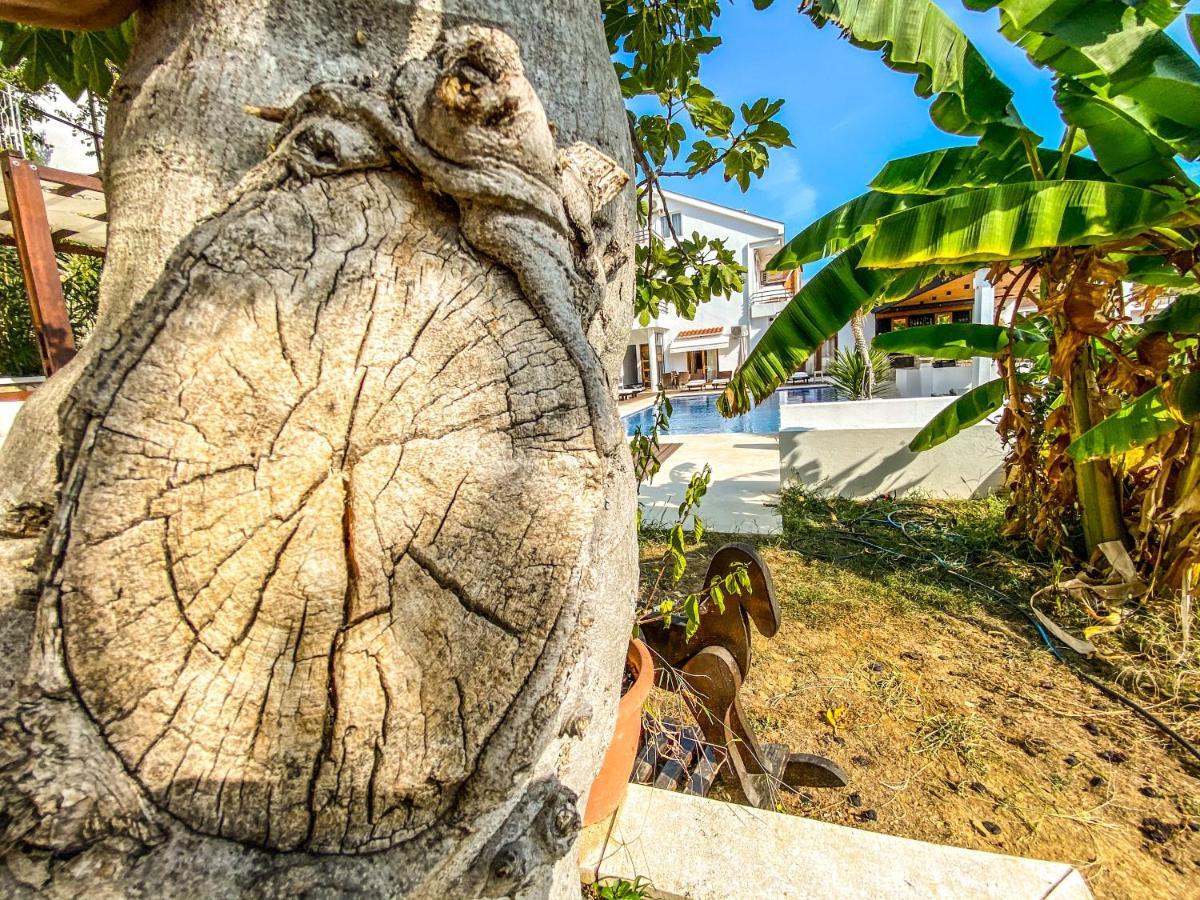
[580,784,1091,899]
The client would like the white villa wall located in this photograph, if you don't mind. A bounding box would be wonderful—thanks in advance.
[833,314,876,364]
[893,363,976,398]
[631,191,785,383]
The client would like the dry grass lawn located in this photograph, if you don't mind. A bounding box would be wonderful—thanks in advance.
[639,489,1200,900]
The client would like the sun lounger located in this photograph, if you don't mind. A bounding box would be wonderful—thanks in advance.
[617,381,645,400]
[684,373,707,391]
[711,370,732,389]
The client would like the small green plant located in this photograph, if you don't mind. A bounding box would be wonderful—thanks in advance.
[629,389,672,493]
[595,876,652,900]
[629,390,748,639]
[825,345,894,401]
[637,462,751,640]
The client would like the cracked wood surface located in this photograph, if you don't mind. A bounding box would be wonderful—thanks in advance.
[41,28,623,857]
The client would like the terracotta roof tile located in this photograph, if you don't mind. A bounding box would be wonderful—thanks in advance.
[675,326,724,339]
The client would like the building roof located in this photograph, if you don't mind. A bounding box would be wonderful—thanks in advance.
[676,326,725,339]
[659,189,784,231]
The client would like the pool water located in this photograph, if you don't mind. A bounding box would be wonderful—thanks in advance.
[622,386,836,436]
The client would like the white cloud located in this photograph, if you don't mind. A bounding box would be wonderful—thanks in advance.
[758,150,817,226]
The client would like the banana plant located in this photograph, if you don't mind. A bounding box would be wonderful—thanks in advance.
[723,0,1200,584]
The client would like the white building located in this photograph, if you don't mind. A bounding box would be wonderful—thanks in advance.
[622,191,814,391]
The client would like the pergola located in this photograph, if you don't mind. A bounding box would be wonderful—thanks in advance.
[0,150,105,378]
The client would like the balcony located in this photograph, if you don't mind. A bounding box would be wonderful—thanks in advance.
[750,283,791,318]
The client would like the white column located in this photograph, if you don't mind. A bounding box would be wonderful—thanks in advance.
[648,334,660,391]
[971,269,995,389]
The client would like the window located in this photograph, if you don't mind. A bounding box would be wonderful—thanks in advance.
[658,213,681,237]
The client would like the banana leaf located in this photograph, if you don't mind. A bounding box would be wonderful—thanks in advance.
[1119,254,1199,289]
[977,0,1200,158]
[874,323,1047,360]
[1069,372,1200,460]
[800,0,1027,149]
[870,144,1103,195]
[860,180,1184,268]
[767,191,928,270]
[873,263,978,303]
[719,243,892,416]
[1055,82,1193,188]
[1139,292,1200,336]
[909,378,1007,452]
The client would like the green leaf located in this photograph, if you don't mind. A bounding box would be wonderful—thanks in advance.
[767,191,929,270]
[1119,254,1198,289]
[1138,292,1200,336]
[1055,81,1193,187]
[909,378,1007,452]
[0,22,131,99]
[869,143,1104,195]
[1068,373,1200,461]
[801,0,1028,148]
[0,26,77,96]
[684,594,702,640]
[873,263,979,303]
[1189,13,1200,55]
[709,581,725,614]
[981,0,1200,158]
[874,323,1047,360]
[861,180,1183,268]
[720,244,893,415]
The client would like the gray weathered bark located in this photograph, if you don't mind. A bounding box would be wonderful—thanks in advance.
[0,2,636,896]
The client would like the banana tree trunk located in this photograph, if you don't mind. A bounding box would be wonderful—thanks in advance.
[0,2,635,897]
[1066,348,1127,555]
[849,310,874,400]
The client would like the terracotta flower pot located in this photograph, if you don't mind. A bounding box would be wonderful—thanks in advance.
[583,637,653,826]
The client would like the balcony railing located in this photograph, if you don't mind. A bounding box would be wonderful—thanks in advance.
[750,283,791,318]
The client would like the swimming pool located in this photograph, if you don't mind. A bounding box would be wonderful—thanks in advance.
[622,386,836,436]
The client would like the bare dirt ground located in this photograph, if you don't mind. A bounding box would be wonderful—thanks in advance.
[639,491,1200,900]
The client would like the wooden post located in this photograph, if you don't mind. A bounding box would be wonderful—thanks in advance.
[1,152,76,374]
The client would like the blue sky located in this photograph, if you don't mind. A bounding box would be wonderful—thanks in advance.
[659,1,1199,237]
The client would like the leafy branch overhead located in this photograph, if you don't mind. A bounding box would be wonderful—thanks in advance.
[604,0,793,321]
[723,0,1200,589]
[0,20,132,98]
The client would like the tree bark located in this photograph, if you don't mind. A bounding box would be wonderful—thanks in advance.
[849,310,873,400]
[0,2,635,897]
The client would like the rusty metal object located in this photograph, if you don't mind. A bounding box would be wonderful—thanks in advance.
[641,542,848,808]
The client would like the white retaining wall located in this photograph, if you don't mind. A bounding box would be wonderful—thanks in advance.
[779,396,1005,500]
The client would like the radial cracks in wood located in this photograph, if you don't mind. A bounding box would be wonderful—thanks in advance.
[248,24,629,454]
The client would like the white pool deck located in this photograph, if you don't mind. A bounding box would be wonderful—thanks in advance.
[624,391,782,534]
[638,431,783,534]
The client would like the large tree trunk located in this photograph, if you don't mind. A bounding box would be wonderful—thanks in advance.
[0,2,636,896]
